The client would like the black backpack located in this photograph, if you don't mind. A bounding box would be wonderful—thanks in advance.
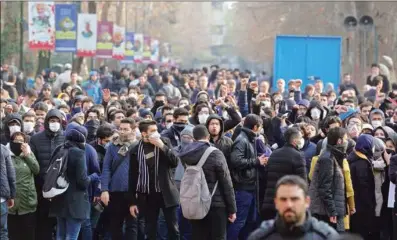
[42,144,70,199]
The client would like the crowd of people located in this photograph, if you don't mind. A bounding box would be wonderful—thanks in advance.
[0,62,397,240]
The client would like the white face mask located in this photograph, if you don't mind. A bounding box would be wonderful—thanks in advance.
[166,122,173,129]
[262,101,271,108]
[23,122,35,134]
[9,125,21,136]
[149,131,161,139]
[310,108,321,120]
[47,104,53,110]
[372,120,382,129]
[49,122,61,132]
[135,128,142,139]
[198,114,209,124]
[297,138,305,150]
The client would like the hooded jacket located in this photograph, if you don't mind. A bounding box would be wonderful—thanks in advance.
[206,114,234,163]
[29,109,65,181]
[178,141,236,214]
[161,123,193,147]
[0,113,23,145]
[347,134,376,229]
[305,100,326,123]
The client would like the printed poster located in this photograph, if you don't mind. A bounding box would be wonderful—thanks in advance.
[121,32,134,63]
[150,39,159,63]
[96,21,113,58]
[142,35,151,63]
[55,4,77,52]
[160,42,171,64]
[28,2,56,50]
[112,25,125,60]
[133,33,143,63]
[76,13,97,57]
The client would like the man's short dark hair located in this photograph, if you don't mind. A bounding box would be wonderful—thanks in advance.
[284,127,301,144]
[173,107,189,119]
[324,116,342,128]
[109,109,125,121]
[22,111,36,120]
[139,120,157,133]
[33,102,48,112]
[193,125,210,141]
[25,89,38,98]
[243,114,263,130]
[85,107,100,122]
[120,118,136,129]
[275,175,308,197]
[327,127,347,146]
[96,124,114,139]
[161,105,174,115]
[155,92,166,98]
[371,63,379,68]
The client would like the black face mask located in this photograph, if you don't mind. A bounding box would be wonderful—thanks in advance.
[386,149,396,155]
[10,142,22,156]
[154,101,165,107]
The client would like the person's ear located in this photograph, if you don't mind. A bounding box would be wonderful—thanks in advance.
[337,138,343,145]
[305,196,311,209]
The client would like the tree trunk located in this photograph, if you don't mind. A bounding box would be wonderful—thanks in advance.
[72,1,96,74]
[37,51,51,74]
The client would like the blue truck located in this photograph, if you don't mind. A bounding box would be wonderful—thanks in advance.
[273,35,342,91]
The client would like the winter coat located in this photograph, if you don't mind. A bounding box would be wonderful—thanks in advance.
[309,146,346,218]
[161,123,191,147]
[390,155,397,210]
[111,78,127,93]
[7,144,39,215]
[128,138,180,208]
[49,142,91,220]
[85,144,101,200]
[206,114,234,163]
[247,212,339,240]
[158,83,182,105]
[366,74,390,94]
[262,144,307,214]
[29,109,65,181]
[229,127,259,191]
[139,82,156,97]
[301,139,316,174]
[0,113,23,145]
[347,134,376,230]
[82,79,102,104]
[178,141,237,214]
[0,145,16,200]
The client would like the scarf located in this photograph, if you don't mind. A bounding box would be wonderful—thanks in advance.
[136,140,160,194]
[114,137,135,156]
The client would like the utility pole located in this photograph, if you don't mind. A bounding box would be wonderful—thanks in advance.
[19,2,24,70]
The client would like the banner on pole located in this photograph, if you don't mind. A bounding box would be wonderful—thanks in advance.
[28,2,55,50]
[55,4,77,52]
[96,21,113,58]
[112,25,125,60]
[134,33,143,63]
[121,32,135,63]
[76,13,97,57]
[142,36,151,63]
[150,39,159,64]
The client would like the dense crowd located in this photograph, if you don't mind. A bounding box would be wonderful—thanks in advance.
[0,62,397,240]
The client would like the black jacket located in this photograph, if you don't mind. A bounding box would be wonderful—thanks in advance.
[262,144,307,214]
[390,155,397,210]
[229,127,259,191]
[49,142,91,220]
[0,113,23,145]
[128,138,180,208]
[179,141,237,214]
[248,212,339,240]
[30,109,65,181]
[367,74,390,94]
[206,114,234,164]
[309,146,346,217]
[160,123,188,147]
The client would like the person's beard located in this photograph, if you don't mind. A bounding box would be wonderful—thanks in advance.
[281,208,301,226]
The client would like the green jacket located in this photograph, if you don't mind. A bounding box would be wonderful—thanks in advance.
[8,151,39,215]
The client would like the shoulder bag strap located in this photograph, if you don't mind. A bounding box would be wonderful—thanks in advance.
[196,146,217,168]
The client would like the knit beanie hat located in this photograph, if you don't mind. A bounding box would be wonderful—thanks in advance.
[181,125,194,138]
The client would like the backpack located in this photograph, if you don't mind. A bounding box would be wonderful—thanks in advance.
[180,146,218,220]
[42,145,70,199]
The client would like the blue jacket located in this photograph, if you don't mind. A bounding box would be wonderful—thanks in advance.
[82,79,102,104]
[302,140,317,173]
[85,144,101,200]
[0,145,16,200]
[100,143,130,192]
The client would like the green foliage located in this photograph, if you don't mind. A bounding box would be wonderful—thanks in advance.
[0,16,21,63]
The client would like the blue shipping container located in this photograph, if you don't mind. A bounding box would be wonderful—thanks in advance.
[273,35,342,91]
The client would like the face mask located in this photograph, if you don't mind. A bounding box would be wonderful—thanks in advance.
[47,104,53,110]
[10,142,22,156]
[149,132,161,139]
[179,104,186,108]
[198,114,209,124]
[9,125,21,136]
[297,138,305,150]
[262,101,271,108]
[386,149,395,155]
[166,122,173,129]
[129,93,137,100]
[310,108,321,120]
[49,122,61,132]
[372,120,382,129]
[23,122,35,134]
[135,128,141,139]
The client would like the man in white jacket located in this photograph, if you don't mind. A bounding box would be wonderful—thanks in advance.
[53,63,72,95]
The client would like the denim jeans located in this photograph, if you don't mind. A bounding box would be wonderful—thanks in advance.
[177,205,191,240]
[80,205,101,240]
[56,217,84,240]
[0,201,8,240]
[227,190,259,240]
[157,209,167,240]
